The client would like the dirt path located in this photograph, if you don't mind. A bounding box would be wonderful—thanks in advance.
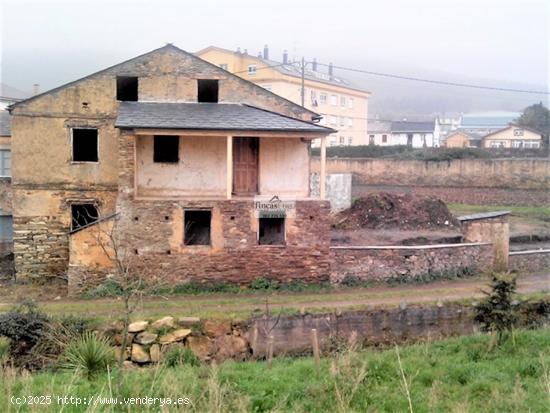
[1,273,548,320]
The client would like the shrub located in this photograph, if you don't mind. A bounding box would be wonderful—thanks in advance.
[82,279,124,298]
[250,277,279,291]
[62,332,115,379]
[474,274,518,346]
[31,316,95,370]
[164,346,200,367]
[0,301,49,355]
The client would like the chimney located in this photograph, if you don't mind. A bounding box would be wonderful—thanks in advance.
[328,62,333,79]
[236,47,241,54]
[32,83,40,95]
[263,44,269,60]
[258,51,262,58]
[243,49,248,55]
[283,50,288,64]
[312,58,317,71]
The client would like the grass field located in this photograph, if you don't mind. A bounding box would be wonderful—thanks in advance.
[2,329,550,412]
[447,204,550,222]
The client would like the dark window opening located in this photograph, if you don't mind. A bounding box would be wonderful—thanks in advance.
[154,135,179,163]
[116,76,138,101]
[72,128,98,162]
[197,79,219,103]
[259,217,285,245]
[71,203,99,230]
[184,210,211,246]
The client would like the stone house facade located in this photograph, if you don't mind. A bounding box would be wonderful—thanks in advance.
[8,45,334,287]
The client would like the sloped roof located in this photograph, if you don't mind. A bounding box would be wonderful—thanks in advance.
[367,120,391,133]
[391,120,435,133]
[115,102,335,133]
[447,130,482,141]
[9,44,317,118]
[0,111,11,136]
[196,46,370,94]
[460,111,519,128]
[482,123,543,139]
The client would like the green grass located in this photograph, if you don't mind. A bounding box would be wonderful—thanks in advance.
[448,203,550,222]
[2,329,550,412]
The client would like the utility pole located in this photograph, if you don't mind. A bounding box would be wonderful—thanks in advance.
[301,57,305,107]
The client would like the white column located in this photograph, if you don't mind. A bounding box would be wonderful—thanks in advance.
[320,136,327,200]
[226,135,233,200]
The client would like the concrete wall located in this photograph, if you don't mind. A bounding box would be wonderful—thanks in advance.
[330,243,493,283]
[310,173,352,212]
[247,305,475,356]
[311,157,550,191]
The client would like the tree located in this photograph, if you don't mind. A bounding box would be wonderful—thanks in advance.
[517,102,550,150]
[474,274,518,347]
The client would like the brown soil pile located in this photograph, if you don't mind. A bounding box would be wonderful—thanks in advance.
[334,192,460,230]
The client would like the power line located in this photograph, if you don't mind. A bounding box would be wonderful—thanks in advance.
[315,62,549,95]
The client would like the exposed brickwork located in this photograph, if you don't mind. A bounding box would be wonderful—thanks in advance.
[114,199,331,286]
[330,244,493,283]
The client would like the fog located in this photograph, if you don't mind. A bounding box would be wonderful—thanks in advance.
[1,0,548,115]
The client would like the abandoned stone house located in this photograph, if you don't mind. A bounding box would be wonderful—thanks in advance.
[7,44,337,290]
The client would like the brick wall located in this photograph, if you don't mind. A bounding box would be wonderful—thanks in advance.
[330,243,494,283]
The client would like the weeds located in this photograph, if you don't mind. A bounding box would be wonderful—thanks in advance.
[62,332,115,380]
[164,345,200,367]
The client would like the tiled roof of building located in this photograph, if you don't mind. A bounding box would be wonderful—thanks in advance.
[115,102,335,133]
[391,120,435,133]
[367,120,391,133]
[460,111,519,128]
[259,58,370,94]
[0,111,11,136]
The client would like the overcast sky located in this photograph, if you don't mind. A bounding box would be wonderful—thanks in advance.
[0,0,548,111]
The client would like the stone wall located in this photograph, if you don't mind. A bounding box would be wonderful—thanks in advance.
[509,250,550,273]
[10,45,316,283]
[330,243,493,283]
[13,189,117,282]
[311,158,550,191]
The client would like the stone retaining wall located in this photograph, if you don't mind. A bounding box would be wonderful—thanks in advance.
[509,250,550,273]
[330,243,493,283]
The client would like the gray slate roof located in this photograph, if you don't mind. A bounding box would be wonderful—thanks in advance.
[0,111,11,136]
[115,102,335,133]
[391,121,435,133]
[367,120,391,133]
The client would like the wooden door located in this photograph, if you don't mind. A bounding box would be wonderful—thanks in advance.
[233,137,259,195]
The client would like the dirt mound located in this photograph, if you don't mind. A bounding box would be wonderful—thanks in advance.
[334,192,460,230]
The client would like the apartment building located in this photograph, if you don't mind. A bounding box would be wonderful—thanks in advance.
[196,46,370,147]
